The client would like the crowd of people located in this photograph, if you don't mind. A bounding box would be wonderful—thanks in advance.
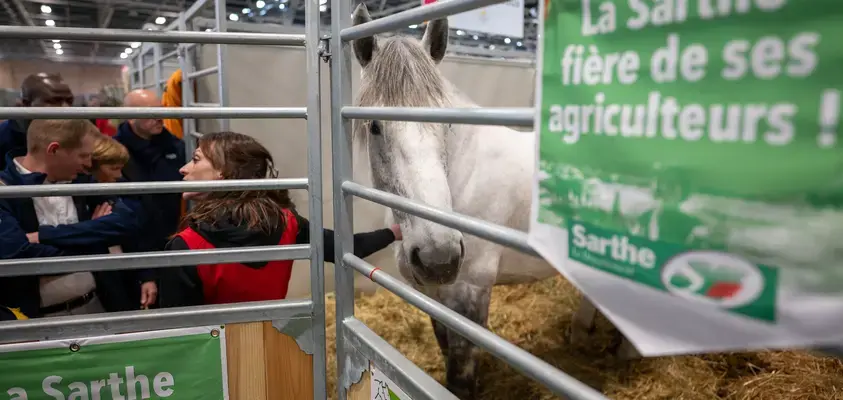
[0,72,402,322]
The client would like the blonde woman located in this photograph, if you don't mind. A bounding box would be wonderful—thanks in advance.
[91,135,158,309]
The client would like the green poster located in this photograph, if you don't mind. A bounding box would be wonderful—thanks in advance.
[531,0,843,355]
[0,326,228,400]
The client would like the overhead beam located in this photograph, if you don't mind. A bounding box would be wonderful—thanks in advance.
[8,0,51,57]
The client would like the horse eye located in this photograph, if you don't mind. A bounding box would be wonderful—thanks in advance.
[370,120,382,136]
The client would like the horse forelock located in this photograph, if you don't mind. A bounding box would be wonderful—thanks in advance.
[357,36,448,108]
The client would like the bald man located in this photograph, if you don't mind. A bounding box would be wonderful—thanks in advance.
[0,73,74,170]
[114,89,185,288]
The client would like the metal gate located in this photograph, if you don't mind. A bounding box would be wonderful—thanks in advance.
[0,0,327,397]
[328,1,608,400]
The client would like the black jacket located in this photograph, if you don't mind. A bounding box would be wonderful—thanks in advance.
[0,119,27,171]
[157,210,396,308]
[114,122,186,253]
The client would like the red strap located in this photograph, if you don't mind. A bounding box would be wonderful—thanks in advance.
[177,227,215,250]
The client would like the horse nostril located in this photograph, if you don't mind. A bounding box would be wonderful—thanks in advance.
[410,247,422,267]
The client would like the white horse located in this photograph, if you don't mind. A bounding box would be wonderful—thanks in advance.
[350,4,629,398]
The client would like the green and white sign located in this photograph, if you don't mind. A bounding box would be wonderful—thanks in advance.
[0,326,228,400]
[530,0,843,355]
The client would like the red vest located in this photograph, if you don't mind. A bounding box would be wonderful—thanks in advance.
[177,209,298,305]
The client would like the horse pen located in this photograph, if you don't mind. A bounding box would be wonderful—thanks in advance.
[1,0,842,398]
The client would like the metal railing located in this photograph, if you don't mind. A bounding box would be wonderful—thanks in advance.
[0,0,327,398]
[329,0,610,399]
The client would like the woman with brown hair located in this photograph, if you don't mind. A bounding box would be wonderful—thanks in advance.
[90,135,159,309]
[157,131,401,307]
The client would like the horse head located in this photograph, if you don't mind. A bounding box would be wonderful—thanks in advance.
[352,3,465,286]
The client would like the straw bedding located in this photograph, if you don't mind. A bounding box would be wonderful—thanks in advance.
[325,275,843,399]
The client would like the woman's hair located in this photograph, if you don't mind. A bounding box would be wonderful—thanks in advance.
[183,131,295,234]
[91,135,129,169]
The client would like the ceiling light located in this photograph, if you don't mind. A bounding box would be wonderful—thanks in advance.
[125,48,133,54]
[242,7,250,13]
[155,16,166,24]
[120,53,128,59]
[229,13,239,21]
[279,4,285,9]
[319,4,326,12]
[40,5,51,13]
[319,0,327,4]
[52,39,60,43]
[456,30,464,35]
[255,0,265,7]
[489,44,495,50]
[472,35,478,40]
[45,19,55,27]
[516,41,522,47]
[55,49,63,55]
[408,24,417,29]
[53,43,61,49]
[130,42,141,48]
[504,37,511,44]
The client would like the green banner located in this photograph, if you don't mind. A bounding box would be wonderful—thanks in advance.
[0,327,227,400]
[532,0,843,355]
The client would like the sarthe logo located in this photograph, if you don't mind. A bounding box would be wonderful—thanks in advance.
[661,251,765,309]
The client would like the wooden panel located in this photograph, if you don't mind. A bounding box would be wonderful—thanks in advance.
[348,368,372,400]
[263,321,314,400]
[225,322,269,400]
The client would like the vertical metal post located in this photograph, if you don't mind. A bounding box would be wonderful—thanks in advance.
[136,52,144,89]
[305,0,326,397]
[152,43,163,97]
[177,12,197,159]
[330,0,356,397]
[214,0,230,131]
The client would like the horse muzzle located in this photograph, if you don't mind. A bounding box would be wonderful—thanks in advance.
[408,239,465,285]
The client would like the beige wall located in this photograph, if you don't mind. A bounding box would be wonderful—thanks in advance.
[0,60,124,95]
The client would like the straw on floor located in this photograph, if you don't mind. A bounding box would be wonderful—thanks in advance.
[325,275,843,399]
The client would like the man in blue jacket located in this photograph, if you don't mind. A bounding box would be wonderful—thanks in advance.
[0,119,144,318]
[115,89,186,256]
[0,73,74,170]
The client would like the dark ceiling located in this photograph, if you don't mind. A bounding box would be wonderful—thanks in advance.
[0,0,539,65]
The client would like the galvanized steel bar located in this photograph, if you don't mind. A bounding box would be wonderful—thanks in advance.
[0,245,310,277]
[342,106,535,127]
[177,14,198,161]
[191,102,221,107]
[305,0,327,396]
[343,318,458,400]
[344,254,610,400]
[161,48,179,61]
[0,299,313,343]
[0,26,306,46]
[0,106,307,119]
[188,65,219,79]
[0,178,307,198]
[342,181,539,257]
[214,0,231,131]
[331,0,358,396]
[152,43,163,97]
[183,0,212,21]
[340,0,502,41]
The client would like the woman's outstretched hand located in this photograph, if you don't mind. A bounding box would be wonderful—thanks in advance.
[390,223,402,241]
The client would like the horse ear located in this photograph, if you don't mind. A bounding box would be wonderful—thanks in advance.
[352,3,378,67]
[422,19,448,64]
